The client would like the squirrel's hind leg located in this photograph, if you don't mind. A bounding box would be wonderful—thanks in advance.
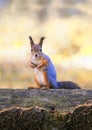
[42,71,51,89]
[34,75,41,88]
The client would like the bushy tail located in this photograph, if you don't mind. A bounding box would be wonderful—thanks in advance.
[57,81,81,89]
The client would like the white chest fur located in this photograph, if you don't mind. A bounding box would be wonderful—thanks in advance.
[31,58,41,65]
[34,68,46,85]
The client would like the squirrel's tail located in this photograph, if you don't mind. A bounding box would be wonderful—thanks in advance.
[57,81,81,89]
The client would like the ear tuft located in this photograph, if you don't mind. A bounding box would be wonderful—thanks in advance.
[39,37,45,46]
[29,36,34,46]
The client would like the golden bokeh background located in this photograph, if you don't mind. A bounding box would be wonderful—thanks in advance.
[0,0,92,89]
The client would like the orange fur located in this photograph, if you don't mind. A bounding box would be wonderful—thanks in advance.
[37,57,48,69]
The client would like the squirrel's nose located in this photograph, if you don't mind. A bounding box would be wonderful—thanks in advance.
[35,54,38,57]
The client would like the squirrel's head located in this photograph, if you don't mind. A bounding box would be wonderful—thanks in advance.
[29,36,45,58]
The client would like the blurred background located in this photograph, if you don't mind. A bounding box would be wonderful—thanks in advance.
[0,0,92,89]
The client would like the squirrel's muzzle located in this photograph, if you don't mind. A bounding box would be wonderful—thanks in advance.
[35,54,38,57]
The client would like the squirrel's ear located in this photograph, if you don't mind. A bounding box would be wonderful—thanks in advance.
[29,36,34,46]
[39,37,45,46]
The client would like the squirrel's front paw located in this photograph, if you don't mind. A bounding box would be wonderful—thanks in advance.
[29,62,37,68]
[37,65,41,69]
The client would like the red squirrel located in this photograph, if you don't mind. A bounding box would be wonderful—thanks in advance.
[29,36,81,89]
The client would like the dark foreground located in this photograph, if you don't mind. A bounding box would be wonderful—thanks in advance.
[0,104,92,130]
[0,89,92,130]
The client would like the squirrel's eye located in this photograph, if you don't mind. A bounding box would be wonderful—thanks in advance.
[31,49,33,52]
[40,49,42,52]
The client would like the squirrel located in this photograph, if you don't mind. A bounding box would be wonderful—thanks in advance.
[29,36,81,89]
